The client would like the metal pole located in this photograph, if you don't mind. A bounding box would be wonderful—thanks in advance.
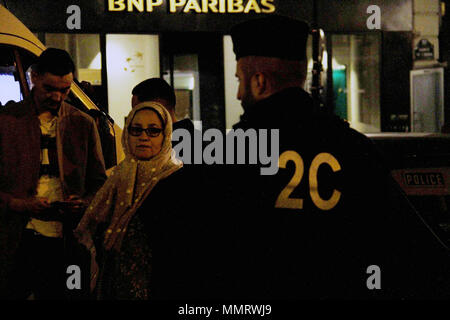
[326,34,334,115]
[311,0,323,108]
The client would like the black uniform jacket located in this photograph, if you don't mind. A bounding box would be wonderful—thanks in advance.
[142,88,449,300]
[198,87,450,299]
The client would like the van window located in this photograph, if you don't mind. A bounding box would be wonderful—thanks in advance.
[0,45,35,107]
[0,46,23,106]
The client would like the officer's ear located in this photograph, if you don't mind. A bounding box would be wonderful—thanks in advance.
[250,72,268,99]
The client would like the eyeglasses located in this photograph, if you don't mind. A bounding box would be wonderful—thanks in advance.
[128,126,163,137]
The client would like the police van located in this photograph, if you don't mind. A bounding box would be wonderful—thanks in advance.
[369,133,450,249]
[0,4,124,169]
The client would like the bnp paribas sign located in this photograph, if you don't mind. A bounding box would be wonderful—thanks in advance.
[107,0,276,13]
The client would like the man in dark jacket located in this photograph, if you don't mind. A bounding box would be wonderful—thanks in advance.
[0,48,107,299]
[201,15,450,299]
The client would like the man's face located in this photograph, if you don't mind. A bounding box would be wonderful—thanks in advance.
[31,72,73,112]
[236,59,257,111]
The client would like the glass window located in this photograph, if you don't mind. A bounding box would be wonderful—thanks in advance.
[0,66,21,106]
[331,34,381,133]
[163,54,200,123]
[45,33,102,85]
[0,45,33,106]
[223,35,240,129]
[106,34,160,128]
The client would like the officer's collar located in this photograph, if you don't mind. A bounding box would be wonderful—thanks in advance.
[236,87,314,129]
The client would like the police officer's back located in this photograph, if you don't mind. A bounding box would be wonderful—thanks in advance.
[204,15,450,299]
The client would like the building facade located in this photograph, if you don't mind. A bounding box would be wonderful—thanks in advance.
[3,0,447,133]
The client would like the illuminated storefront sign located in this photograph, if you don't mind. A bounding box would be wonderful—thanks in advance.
[7,0,413,33]
[107,0,275,14]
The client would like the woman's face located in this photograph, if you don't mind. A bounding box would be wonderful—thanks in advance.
[128,109,164,160]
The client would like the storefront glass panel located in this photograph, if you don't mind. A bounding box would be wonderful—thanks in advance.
[106,34,160,128]
[45,33,102,85]
[223,35,240,129]
[331,34,381,133]
[162,54,201,125]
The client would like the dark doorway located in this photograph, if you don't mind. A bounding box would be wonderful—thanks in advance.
[160,33,226,131]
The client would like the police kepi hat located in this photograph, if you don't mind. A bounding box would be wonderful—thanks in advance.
[230,15,309,61]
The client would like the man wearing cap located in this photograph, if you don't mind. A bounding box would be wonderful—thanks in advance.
[0,48,106,299]
[209,15,450,299]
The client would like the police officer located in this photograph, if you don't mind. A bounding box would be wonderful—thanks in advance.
[147,16,449,300]
[208,15,450,299]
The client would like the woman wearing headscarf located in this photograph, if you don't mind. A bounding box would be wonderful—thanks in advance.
[74,102,183,299]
